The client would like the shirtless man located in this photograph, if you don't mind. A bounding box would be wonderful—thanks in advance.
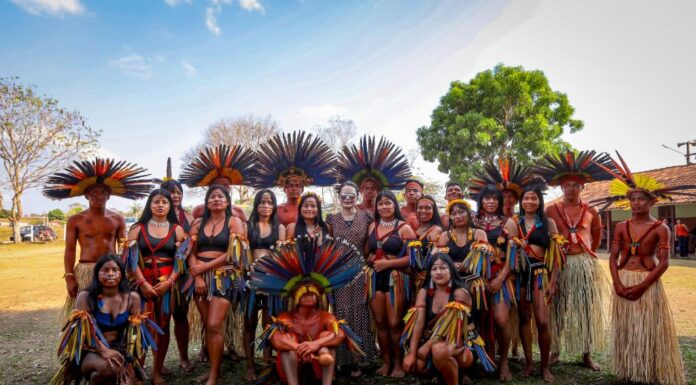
[271,289,345,385]
[62,185,127,321]
[545,176,605,370]
[357,178,379,214]
[277,176,303,227]
[608,189,685,385]
[440,182,464,229]
[400,179,423,231]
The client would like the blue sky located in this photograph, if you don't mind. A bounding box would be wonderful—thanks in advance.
[1,0,694,213]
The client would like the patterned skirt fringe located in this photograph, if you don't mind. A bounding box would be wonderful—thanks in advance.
[550,252,608,356]
[612,270,685,385]
[59,263,95,323]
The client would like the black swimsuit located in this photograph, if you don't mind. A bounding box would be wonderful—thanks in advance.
[248,222,278,250]
[197,217,230,253]
[446,230,474,263]
[368,224,405,292]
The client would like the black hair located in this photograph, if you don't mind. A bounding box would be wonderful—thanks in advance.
[417,195,443,227]
[201,184,233,229]
[295,193,329,237]
[248,189,280,246]
[445,181,462,190]
[160,179,184,208]
[373,189,405,223]
[423,252,467,291]
[447,201,473,231]
[86,254,130,313]
[136,188,178,226]
[335,180,360,196]
[476,184,503,217]
[518,185,548,232]
[404,178,424,189]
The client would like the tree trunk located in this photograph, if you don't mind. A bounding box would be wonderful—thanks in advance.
[11,192,23,244]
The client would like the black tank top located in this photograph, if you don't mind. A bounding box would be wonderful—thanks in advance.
[248,222,278,250]
[198,216,230,253]
[446,229,474,263]
[521,221,550,249]
[425,288,456,322]
[484,223,508,253]
[137,225,177,264]
[368,223,404,256]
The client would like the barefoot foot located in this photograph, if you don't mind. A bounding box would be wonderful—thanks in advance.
[542,367,555,383]
[521,363,534,378]
[195,372,210,384]
[178,359,195,372]
[375,363,390,376]
[499,363,513,382]
[244,366,256,382]
[582,353,601,371]
[152,373,166,385]
[549,353,560,366]
[390,364,405,378]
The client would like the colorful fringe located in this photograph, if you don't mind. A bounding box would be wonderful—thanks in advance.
[400,307,419,350]
[545,234,568,274]
[50,310,109,385]
[183,266,245,302]
[462,242,495,311]
[124,241,144,275]
[255,317,291,352]
[59,263,95,323]
[226,234,252,268]
[364,267,410,309]
[491,274,516,307]
[467,329,496,373]
[334,319,366,358]
[429,301,471,346]
[611,270,685,385]
[506,237,529,273]
[127,313,164,360]
[174,237,191,276]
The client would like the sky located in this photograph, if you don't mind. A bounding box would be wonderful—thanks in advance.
[1,0,694,213]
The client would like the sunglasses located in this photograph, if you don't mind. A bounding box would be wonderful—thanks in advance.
[339,193,356,200]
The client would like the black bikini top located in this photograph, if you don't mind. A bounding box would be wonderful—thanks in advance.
[248,222,279,250]
[520,220,550,250]
[197,216,230,253]
[483,223,508,252]
[425,288,456,322]
[446,229,474,263]
[137,225,177,264]
[368,223,404,256]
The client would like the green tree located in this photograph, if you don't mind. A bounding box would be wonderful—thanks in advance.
[417,64,583,184]
[47,208,65,221]
[0,78,100,243]
[66,203,84,217]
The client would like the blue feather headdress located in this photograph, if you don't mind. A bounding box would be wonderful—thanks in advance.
[335,135,411,189]
[534,150,613,186]
[250,237,363,312]
[251,131,336,188]
[179,144,256,187]
[468,158,535,200]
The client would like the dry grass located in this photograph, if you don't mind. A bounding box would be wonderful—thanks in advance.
[0,244,694,384]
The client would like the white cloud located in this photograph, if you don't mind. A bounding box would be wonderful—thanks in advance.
[108,52,166,79]
[239,0,264,13]
[11,0,84,16]
[164,0,191,6]
[298,104,350,120]
[181,60,197,76]
[205,6,222,35]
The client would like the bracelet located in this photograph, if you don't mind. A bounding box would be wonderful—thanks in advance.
[63,273,74,278]
[134,278,145,288]
[166,277,175,286]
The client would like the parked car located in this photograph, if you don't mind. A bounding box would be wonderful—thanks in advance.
[13,225,57,242]
[125,217,137,227]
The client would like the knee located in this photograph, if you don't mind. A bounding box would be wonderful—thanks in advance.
[387,318,402,330]
[493,311,510,328]
[536,318,550,332]
[206,320,224,335]
[431,342,450,361]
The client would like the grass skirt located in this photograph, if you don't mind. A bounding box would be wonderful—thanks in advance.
[225,307,245,357]
[612,270,686,385]
[550,252,608,356]
[59,263,95,322]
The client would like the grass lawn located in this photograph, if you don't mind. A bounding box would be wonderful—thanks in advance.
[0,242,694,384]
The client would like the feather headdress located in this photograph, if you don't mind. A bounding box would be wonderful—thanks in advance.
[252,131,336,188]
[250,237,362,312]
[335,135,411,189]
[43,158,152,200]
[468,158,534,200]
[592,151,696,210]
[179,144,256,187]
[534,150,613,186]
[152,157,175,185]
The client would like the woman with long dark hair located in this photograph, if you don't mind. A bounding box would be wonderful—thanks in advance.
[188,185,248,385]
[160,175,196,371]
[469,184,517,381]
[412,195,444,295]
[402,253,492,385]
[50,254,160,385]
[326,180,376,376]
[366,189,416,378]
[124,188,187,385]
[436,199,487,272]
[286,192,329,241]
[507,184,562,382]
[244,189,286,381]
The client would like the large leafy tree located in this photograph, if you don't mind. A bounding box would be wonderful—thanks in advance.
[0,78,100,243]
[417,64,583,184]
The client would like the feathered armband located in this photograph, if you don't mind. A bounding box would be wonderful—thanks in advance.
[255,317,291,352]
[507,237,529,273]
[408,241,425,269]
[226,234,251,268]
[174,236,191,276]
[429,301,471,347]
[545,234,568,273]
[333,319,365,357]
[467,329,496,373]
[127,313,164,362]
[401,306,419,350]
[123,241,144,275]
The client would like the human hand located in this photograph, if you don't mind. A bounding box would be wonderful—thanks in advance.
[65,276,78,297]
[373,259,390,273]
[141,282,157,299]
[624,284,647,301]
[194,276,207,296]
[152,279,172,296]
[485,279,502,294]
[101,348,125,369]
[296,341,320,359]
[403,352,417,373]
[189,263,207,277]
[416,341,431,361]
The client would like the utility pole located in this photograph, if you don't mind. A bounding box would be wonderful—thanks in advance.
[677,140,696,165]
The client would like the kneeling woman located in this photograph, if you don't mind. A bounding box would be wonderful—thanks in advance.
[188,185,248,385]
[402,253,493,385]
[50,255,161,385]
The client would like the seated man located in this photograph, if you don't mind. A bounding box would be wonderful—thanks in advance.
[252,238,364,385]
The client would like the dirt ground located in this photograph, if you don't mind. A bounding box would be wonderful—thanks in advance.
[1,242,694,384]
